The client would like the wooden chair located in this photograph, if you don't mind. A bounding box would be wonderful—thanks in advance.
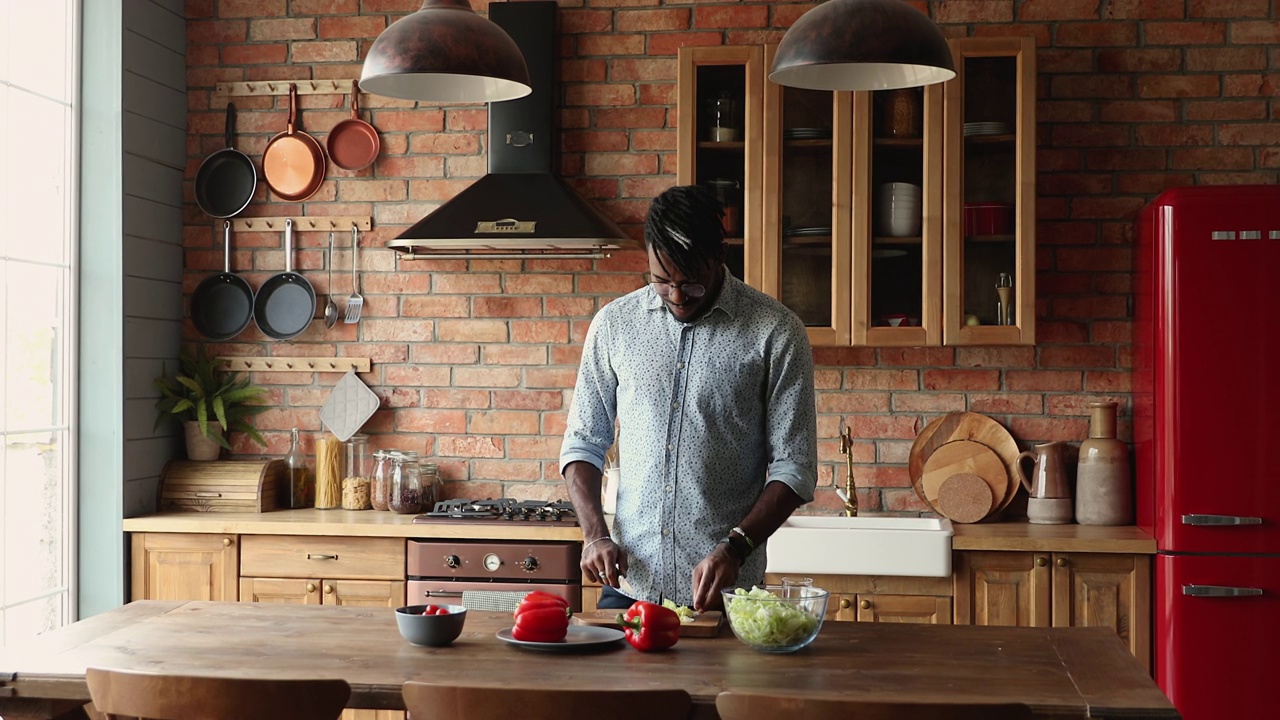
[85,667,350,720]
[715,692,1037,720]
[402,682,693,720]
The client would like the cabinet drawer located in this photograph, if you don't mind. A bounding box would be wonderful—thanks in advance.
[241,535,405,580]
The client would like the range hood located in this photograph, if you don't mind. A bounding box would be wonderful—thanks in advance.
[388,0,638,260]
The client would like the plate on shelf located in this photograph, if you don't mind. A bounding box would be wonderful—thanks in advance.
[496,625,625,652]
[963,122,1011,137]
[785,226,832,238]
[783,127,832,140]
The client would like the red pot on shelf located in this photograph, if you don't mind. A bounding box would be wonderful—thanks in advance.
[963,202,1014,237]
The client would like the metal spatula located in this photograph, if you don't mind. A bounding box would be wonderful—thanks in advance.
[344,224,363,323]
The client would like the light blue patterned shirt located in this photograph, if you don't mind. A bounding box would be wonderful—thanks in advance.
[560,272,817,607]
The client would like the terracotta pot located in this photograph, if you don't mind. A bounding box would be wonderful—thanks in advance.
[184,421,223,462]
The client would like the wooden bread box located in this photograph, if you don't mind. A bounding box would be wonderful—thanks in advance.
[160,460,287,512]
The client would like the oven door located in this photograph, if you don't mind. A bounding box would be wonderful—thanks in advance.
[407,580,581,612]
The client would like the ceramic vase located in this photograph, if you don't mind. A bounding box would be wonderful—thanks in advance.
[1075,402,1133,525]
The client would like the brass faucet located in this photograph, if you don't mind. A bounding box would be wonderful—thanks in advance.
[839,425,857,517]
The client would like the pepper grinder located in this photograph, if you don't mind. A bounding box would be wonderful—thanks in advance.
[995,273,1013,326]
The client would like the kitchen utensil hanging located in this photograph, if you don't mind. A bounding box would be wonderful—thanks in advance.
[253,219,316,340]
[323,231,339,328]
[194,103,257,218]
[326,79,381,172]
[262,84,326,202]
[190,221,255,340]
[344,224,364,323]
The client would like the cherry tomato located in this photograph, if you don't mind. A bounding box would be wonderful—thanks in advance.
[422,605,441,615]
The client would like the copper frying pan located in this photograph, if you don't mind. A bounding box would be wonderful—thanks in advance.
[326,79,381,172]
[263,84,326,202]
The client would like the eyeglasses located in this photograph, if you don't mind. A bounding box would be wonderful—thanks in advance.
[644,273,706,298]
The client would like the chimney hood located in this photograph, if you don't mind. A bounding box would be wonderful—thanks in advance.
[388,0,638,260]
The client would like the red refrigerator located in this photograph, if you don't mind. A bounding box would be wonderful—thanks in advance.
[1136,185,1280,720]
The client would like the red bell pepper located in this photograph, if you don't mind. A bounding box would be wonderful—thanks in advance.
[512,591,571,643]
[617,601,680,652]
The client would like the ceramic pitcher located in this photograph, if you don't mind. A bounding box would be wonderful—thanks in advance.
[1016,441,1069,499]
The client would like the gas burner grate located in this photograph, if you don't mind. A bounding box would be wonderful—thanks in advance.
[419,498,577,522]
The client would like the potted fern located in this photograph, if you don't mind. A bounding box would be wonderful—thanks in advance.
[154,347,269,461]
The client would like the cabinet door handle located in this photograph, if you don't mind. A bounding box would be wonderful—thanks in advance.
[323,584,334,595]
[195,492,222,498]
[839,599,851,609]
[1056,557,1069,568]
[222,537,232,547]
[1182,514,1262,526]
[306,583,316,593]
[1182,584,1263,598]
[1035,556,1048,567]
[859,600,871,610]
[307,553,339,560]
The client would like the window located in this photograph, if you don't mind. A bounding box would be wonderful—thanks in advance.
[0,0,79,646]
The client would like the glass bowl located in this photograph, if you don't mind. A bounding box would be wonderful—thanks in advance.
[721,585,828,653]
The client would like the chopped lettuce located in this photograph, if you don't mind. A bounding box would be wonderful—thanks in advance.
[725,587,819,647]
[661,598,697,624]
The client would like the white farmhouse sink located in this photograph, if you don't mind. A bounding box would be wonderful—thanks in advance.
[765,516,954,578]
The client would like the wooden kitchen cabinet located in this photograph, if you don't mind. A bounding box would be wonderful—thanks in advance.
[130,532,238,602]
[677,45,765,286]
[942,36,1037,345]
[768,573,953,625]
[954,551,1150,669]
[238,577,405,608]
[680,37,1035,347]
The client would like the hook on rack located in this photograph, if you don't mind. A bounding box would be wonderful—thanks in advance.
[328,362,338,369]
[307,362,316,369]
[268,83,277,93]
[285,362,294,369]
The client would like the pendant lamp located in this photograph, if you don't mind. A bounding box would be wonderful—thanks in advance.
[361,0,532,103]
[769,0,956,92]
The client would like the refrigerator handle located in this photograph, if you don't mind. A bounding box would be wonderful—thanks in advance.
[1181,514,1263,526]
[1182,584,1264,598]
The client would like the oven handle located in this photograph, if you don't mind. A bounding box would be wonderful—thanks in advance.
[422,590,464,598]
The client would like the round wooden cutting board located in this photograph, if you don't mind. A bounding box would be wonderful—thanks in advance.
[920,440,1007,521]
[909,412,1021,516]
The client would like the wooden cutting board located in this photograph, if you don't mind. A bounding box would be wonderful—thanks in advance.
[573,610,724,638]
[920,440,1006,522]
[909,412,1021,516]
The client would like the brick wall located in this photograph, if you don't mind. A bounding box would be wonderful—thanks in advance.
[183,0,1279,515]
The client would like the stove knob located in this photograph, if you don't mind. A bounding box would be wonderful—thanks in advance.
[521,556,538,572]
[445,555,460,569]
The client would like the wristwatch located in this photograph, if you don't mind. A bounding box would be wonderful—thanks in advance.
[718,534,751,565]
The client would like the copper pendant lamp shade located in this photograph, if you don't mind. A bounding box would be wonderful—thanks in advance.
[769,0,956,92]
[360,0,532,103]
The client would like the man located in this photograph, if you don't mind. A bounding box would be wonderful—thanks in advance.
[560,184,818,611]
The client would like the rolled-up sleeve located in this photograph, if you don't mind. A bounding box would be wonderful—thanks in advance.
[559,310,618,475]
[762,315,818,503]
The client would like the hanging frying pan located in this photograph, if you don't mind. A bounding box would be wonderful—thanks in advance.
[326,79,381,172]
[194,103,257,218]
[262,84,326,202]
[253,219,316,340]
[190,221,255,340]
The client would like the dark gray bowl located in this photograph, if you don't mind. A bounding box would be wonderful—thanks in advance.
[395,605,467,647]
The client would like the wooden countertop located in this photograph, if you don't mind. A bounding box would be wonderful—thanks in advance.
[951,522,1156,553]
[124,509,1156,553]
[0,601,1176,719]
[122,509,583,541]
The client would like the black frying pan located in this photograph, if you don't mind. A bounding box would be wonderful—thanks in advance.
[191,221,255,340]
[253,218,316,340]
[195,103,257,218]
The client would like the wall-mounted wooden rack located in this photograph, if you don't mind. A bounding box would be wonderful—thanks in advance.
[217,357,371,374]
[216,80,354,97]
[230,216,371,233]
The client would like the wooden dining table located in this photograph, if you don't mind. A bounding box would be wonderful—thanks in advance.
[0,601,1177,720]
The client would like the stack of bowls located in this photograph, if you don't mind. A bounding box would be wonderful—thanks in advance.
[876,183,922,237]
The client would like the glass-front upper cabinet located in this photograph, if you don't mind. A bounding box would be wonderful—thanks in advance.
[677,46,764,284]
[760,44,852,346]
[851,83,944,346]
[943,36,1036,345]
